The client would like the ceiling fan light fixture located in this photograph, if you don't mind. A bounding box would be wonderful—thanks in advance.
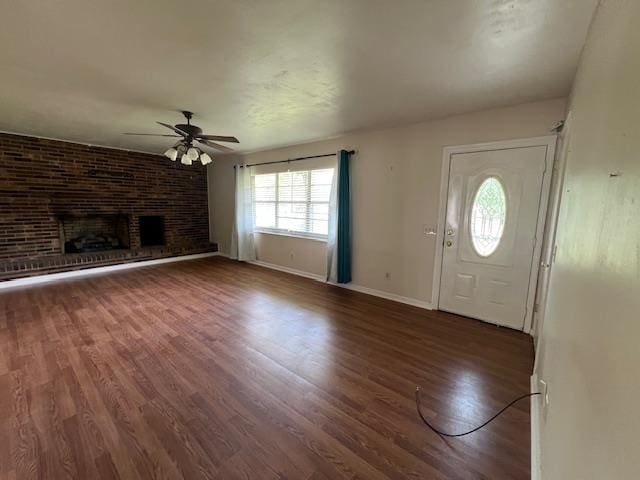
[186,147,200,161]
[124,112,238,165]
[164,147,178,161]
[200,152,213,165]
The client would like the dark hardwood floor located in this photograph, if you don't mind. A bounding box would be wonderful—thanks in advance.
[0,256,534,479]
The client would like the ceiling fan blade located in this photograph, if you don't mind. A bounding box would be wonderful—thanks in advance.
[157,122,188,136]
[197,139,234,152]
[196,134,239,143]
[122,133,182,137]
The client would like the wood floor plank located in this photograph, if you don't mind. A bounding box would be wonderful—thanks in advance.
[0,256,534,479]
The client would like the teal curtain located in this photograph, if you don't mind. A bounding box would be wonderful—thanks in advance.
[336,149,352,283]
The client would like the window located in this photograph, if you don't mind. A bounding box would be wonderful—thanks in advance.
[252,168,334,238]
[470,177,507,256]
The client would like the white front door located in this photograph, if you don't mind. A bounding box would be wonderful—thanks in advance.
[439,146,548,329]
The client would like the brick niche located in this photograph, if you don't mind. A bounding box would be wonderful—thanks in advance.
[0,133,215,280]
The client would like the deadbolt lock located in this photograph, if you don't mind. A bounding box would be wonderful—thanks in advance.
[447,229,455,236]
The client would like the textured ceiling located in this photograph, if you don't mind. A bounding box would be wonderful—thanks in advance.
[0,0,597,155]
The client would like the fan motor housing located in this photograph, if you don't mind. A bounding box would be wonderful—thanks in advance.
[175,124,202,136]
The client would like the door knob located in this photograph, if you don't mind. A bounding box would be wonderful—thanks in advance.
[446,240,453,247]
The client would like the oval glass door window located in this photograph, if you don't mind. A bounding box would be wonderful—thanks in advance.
[470,177,506,256]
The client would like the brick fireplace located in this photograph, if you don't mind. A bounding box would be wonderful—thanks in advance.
[60,214,131,253]
[0,133,216,280]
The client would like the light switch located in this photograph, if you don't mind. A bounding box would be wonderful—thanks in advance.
[423,226,437,236]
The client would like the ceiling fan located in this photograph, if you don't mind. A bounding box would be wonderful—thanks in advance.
[123,111,239,165]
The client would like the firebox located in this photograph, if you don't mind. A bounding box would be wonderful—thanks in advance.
[139,216,165,247]
[60,215,130,254]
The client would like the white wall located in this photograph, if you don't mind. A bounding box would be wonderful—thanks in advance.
[535,1,640,478]
[208,98,566,304]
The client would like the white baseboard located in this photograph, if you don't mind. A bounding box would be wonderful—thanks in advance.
[0,252,220,291]
[5,251,435,311]
[249,260,325,282]
[248,259,433,310]
[531,374,542,480]
[329,281,433,310]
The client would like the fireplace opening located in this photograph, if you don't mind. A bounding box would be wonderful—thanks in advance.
[139,216,165,247]
[60,215,130,254]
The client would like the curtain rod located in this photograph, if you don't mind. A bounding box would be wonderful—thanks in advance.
[235,150,355,168]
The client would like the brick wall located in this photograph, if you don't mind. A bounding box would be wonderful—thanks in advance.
[0,133,215,279]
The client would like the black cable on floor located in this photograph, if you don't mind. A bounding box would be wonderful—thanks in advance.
[415,386,541,438]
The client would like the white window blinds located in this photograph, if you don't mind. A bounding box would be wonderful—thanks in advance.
[252,168,334,237]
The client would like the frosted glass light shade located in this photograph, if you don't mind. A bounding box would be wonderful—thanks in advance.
[186,147,200,161]
[181,154,192,166]
[200,152,212,165]
[164,147,178,161]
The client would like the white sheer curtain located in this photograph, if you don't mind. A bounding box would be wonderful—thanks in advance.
[325,155,339,282]
[230,164,256,262]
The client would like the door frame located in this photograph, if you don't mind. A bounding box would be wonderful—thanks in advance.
[431,135,557,333]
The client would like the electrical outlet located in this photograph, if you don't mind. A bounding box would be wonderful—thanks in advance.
[423,225,437,236]
[384,272,391,280]
[539,379,549,406]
